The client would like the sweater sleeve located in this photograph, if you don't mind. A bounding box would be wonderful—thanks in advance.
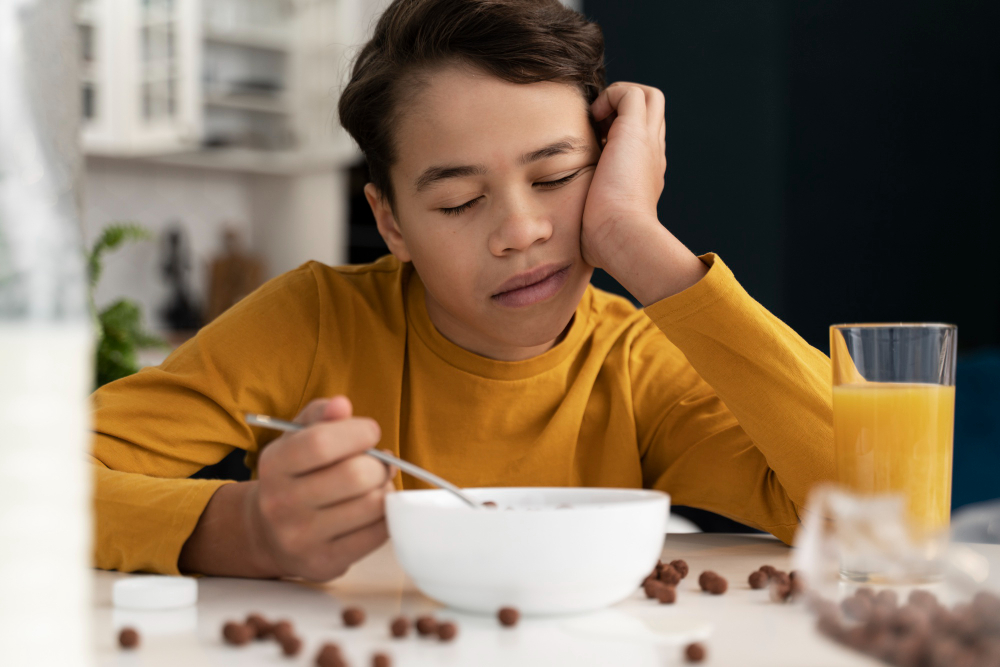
[90,264,322,574]
[632,253,834,544]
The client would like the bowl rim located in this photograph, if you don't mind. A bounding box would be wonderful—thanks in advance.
[386,486,670,510]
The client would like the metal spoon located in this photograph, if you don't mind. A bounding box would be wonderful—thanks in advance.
[244,413,481,509]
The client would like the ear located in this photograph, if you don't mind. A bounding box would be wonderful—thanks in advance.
[364,183,411,263]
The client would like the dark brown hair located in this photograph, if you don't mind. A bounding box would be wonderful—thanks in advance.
[338,0,606,215]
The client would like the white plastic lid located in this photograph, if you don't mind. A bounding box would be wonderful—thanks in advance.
[112,576,198,610]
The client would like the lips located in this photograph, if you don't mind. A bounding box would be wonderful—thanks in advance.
[493,263,570,296]
[491,263,572,308]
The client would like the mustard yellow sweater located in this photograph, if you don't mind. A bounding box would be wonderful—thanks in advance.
[91,254,834,574]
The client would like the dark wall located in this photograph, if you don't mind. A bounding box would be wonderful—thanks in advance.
[588,1,790,318]
[585,0,1000,353]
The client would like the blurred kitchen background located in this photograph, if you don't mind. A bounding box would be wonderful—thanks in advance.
[77,0,999,527]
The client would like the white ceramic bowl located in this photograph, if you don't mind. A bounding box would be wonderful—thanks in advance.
[385,487,669,615]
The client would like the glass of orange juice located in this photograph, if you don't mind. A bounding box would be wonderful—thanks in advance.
[830,323,957,582]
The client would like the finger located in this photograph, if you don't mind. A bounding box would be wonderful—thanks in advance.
[659,118,666,145]
[271,418,382,477]
[591,81,662,122]
[307,519,390,582]
[615,86,647,131]
[647,87,665,137]
[292,453,393,507]
[312,480,393,542]
[295,396,353,426]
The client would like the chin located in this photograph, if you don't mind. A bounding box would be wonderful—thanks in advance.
[493,306,578,348]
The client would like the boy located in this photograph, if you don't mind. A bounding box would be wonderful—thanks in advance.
[91,0,833,581]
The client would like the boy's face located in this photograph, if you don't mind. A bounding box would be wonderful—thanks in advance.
[365,65,602,361]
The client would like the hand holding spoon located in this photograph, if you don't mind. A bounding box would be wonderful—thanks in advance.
[244,413,481,509]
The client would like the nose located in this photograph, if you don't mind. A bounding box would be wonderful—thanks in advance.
[487,195,553,256]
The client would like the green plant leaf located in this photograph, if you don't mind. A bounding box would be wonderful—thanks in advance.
[88,223,152,287]
[89,223,168,388]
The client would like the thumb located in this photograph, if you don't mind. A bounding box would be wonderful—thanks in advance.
[294,395,353,426]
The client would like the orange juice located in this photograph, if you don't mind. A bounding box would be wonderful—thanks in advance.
[833,382,955,532]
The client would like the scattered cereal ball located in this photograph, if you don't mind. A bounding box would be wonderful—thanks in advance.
[415,615,438,636]
[222,621,254,646]
[246,613,271,639]
[816,611,844,640]
[118,627,140,649]
[658,564,682,586]
[699,571,727,595]
[372,652,392,667]
[482,501,498,508]
[670,559,690,579]
[272,619,295,642]
[390,616,410,638]
[685,642,707,663]
[656,585,677,605]
[770,581,792,603]
[770,571,790,587]
[280,634,302,657]
[342,607,366,627]
[707,576,728,595]
[908,590,938,609]
[315,642,342,667]
[749,570,769,589]
[759,565,777,578]
[789,571,807,597]
[642,577,661,599]
[498,607,520,627]
[842,594,873,622]
[436,621,458,642]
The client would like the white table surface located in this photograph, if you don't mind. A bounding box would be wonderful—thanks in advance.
[92,533,1000,667]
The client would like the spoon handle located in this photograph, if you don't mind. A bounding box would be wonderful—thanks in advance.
[244,413,480,509]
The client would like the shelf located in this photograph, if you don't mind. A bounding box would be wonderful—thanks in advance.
[119,146,361,175]
[203,26,289,53]
[204,93,289,115]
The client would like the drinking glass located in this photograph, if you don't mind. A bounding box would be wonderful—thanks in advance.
[830,323,957,581]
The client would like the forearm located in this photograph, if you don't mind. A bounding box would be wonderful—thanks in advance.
[644,255,835,511]
[599,221,708,306]
[178,481,283,578]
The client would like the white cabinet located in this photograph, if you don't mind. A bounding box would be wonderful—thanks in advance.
[78,0,360,171]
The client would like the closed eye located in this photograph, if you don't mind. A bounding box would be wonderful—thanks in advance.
[438,170,583,217]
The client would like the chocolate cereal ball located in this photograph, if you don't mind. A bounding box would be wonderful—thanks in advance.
[342,607,366,627]
[279,634,302,657]
[372,652,392,667]
[498,607,520,627]
[118,627,140,649]
[770,571,790,588]
[436,621,458,641]
[685,642,707,663]
[770,581,792,603]
[699,571,727,595]
[749,570,769,589]
[271,619,295,642]
[842,595,873,622]
[658,564,682,586]
[415,615,438,636]
[222,621,254,646]
[390,616,410,638]
[315,643,342,667]
[670,559,690,579]
[656,585,677,605]
[245,613,270,639]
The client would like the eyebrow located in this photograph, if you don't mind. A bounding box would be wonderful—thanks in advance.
[413,136,588,193]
